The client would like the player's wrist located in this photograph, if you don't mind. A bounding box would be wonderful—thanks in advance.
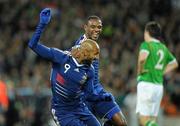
[38,23,47,28]
[35,23,47,34]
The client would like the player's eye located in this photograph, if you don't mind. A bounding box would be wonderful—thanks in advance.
[90,25,96,29]
[97,26,102,29]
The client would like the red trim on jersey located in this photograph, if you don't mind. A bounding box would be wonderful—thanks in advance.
[56,73,65,85]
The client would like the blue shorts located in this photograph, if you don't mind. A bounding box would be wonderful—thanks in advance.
[85,92,121,119]
[51,106,101,126]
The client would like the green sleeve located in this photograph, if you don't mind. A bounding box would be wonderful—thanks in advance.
[139,42,149,54]
[166,47,176,64]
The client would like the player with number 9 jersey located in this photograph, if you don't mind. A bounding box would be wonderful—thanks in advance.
[28,8,105,126]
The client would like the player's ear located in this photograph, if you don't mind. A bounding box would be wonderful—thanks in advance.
[84,24,87,31]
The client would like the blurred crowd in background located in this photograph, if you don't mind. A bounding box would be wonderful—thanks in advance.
[0,0,180,126]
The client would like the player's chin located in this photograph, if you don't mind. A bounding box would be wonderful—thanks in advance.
[91,36,99,41]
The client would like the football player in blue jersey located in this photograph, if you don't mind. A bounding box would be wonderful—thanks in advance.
[28,8,113,126]
[74,16,127,126]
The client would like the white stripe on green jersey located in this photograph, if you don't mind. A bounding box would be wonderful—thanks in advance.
[137,40,176,84]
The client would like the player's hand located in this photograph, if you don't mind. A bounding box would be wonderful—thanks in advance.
[85,93,113,102]
[141,69,149,74]
[39,8,51,25]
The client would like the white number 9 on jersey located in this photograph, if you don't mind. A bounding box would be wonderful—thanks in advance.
[155,49,164,70]
[64,64,71,73]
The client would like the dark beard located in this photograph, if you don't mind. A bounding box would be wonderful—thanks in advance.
[81,59,92,66]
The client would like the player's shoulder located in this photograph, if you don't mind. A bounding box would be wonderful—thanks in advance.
[75,35,86,45]
[157,41,168,50]
[140,41,148,45]
[160,42,167,47]
[52,48,64,53]
[139,41,149,49]
[53,48,71,56]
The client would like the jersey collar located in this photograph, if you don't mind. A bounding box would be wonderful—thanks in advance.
[151,38,160,43]
[83,34,87,40]
[72,57,84,67]
[79,34,87,44]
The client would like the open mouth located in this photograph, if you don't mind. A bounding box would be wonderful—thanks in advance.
[92,34,99,39]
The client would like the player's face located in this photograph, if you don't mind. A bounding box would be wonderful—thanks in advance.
[80,46,100,65]
[92,45,100,60]
[84,19,102,41]
[88,48,99,61]
[82,53,99,65]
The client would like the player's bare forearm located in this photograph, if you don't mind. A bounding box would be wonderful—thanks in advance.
[137,51,149,75]
[137,60,146,75]
[164,61,178,74]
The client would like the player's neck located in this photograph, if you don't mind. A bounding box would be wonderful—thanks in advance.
[146,37,159,43]
[71,54,82,64]
[76,58,82,64]
[72,55,83,65]
[84,34,88,39]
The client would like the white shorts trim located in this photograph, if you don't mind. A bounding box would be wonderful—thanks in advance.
[136,81,163,116]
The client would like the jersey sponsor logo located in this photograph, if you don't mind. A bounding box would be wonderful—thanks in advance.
[74,68,79,72]
[56,73,65,85]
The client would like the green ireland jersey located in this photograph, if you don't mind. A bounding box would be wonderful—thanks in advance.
[137,40,176,84]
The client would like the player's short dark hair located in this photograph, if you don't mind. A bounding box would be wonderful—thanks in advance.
[145,21,161,39]
[85,15,101,24]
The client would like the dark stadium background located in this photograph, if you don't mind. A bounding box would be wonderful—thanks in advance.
[0,0,179,126]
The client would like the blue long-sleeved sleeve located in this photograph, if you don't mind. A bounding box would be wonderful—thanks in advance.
[83,67,111,102]
[84,77,99,101]
[84,78,112,102]
[28,23,45,48]
[28,23,54,59]
[28,24,68,63]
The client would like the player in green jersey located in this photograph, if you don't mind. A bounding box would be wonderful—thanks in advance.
[136,21,178,126]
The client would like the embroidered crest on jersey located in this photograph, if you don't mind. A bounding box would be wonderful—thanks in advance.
[80,74,87,84]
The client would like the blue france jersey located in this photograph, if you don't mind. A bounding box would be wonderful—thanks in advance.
[29,40,95,110]
[49,50,93,107]
[74,35,104,93]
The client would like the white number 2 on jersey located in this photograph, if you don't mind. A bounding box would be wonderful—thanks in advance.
[155,50,164,70]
